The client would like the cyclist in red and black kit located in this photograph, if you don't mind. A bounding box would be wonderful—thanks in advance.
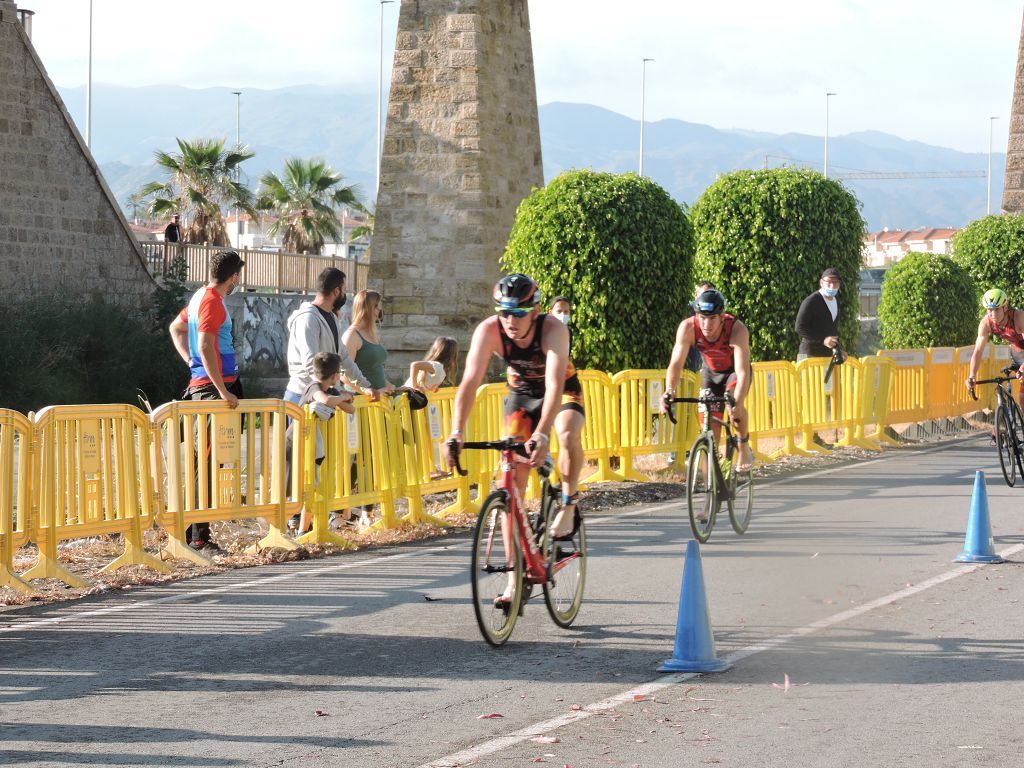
[659,288,755,471]
[967,288,1024,410]
[446,274,586,547]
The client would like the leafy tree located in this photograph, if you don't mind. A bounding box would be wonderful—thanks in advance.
[502,170,693,371]
[951,214,1024,307]
[256,158,360,255]
[137,138,256,246]
[876,252,977,348]
[690,168,865,361]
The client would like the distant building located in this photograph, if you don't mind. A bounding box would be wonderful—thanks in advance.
[861,227,958,267]
[226,207,370,260]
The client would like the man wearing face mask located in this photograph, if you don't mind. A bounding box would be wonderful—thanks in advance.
[284,267,383,405]
[795,267,845,362]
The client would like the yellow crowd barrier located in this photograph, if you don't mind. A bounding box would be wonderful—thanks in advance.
[794,356,878,451]
[926,347,957,420]
[747,361,810,459]
[25,404,169,588]
[612,369,698,481]
[858,356,899,446]
[877,349,929,425]
[987,346,1013,411]
[951,345,984,417]
[0,409,32,593]
[151,398,302,564]
[394,388,477,524]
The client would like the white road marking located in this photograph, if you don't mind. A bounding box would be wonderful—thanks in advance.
[418,540,1024,768]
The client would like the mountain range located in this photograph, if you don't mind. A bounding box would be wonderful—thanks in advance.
[58,84,1004,232]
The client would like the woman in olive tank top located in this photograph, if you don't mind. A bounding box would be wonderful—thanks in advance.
[343,290,391,391]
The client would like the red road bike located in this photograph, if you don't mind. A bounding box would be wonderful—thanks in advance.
[450,438,587,646]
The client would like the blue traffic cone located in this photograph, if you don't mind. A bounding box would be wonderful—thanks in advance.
[657,540,731,673]
[955,471,1004,564]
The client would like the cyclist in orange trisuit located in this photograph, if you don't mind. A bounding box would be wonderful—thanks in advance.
[967,288,1024,411]
[659,288,755,471]
[445,274,585,602]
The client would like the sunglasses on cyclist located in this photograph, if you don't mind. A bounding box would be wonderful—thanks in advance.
[496,308,531,318]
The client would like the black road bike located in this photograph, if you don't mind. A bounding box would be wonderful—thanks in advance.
[666,392,753,542]
[970,365,1024,487]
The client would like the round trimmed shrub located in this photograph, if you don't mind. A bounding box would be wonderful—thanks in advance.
[690,168,865,361]
[952,214,1024,307]
[877,252,978,348]
[502,170,693,371]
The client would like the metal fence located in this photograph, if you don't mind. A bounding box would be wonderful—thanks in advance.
[141,242,370,295]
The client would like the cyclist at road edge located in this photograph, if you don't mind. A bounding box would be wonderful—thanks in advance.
[967,288,1024,411]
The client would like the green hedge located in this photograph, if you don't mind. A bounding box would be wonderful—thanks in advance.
[877,252,977,348]
[502,170,693,370]
[690,168,865,361]
[952,214,1024,307]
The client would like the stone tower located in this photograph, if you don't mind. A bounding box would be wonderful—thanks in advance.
[1004,10,1024,213]
[369,0,544,372]
[0,1,154,300]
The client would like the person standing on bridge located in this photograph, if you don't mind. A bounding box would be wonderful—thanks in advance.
[967,288,1024,410]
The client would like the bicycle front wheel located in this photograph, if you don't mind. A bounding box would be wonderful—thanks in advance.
[996,405,1016,487]
[471,492,523,646]
[542,511,587,628]
[687,438,718,542]
[1008,397,1024,478]
[727,460,754,535]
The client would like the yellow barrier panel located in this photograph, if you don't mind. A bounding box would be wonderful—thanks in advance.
[24,404,170,588]
[393,388,477,523]
[613,369,698,481]
[152,399,302,563]
[877,349,928,425]
[469,383,526,500]
[795,356,878,451]
[858,356,898,446]
[946,348,978,417]
[294,403,357,549]
[305,396,401,533]
[572,370,626,484]
[0,409,32,593]
[747,361,811,459]
[927,347,956,420]
[989,346,1013,412]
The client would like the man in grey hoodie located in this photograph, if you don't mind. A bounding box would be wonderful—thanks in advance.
[284,268,384,403]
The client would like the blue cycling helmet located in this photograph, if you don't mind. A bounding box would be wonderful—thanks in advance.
[691,289,726,316]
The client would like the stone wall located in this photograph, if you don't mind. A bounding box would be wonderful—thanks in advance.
[370,0,543,374]
[1004,11,1024,213]
[0,2,155,301]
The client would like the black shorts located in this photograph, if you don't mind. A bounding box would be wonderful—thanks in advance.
[504,389,585,441]
[700,366,736,414]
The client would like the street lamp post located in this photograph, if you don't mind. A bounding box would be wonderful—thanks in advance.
[377,0,395,197]
[86,0,93,148]
[988,116,999,215]
[639,58,654,177]
[233,91,241,246]
[824,91,836,178]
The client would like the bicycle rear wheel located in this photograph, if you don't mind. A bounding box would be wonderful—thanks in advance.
[687,438,718,542]
[726,459,754,535]
[471,492,523,646]
[542,506,587,628]
[996,405,1016,487]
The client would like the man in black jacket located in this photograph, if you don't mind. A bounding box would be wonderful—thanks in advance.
[795,267,845,361]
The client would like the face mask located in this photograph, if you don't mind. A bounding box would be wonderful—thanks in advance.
[552,312,570,325]
[822,287,839,298]
[333,293,346,312]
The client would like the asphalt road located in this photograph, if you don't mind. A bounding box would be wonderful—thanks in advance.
[2,435,1023,767]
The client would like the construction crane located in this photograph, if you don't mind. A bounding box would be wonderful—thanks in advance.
[761,154,986,180]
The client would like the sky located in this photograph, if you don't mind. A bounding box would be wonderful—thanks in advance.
[22,0,1021,154]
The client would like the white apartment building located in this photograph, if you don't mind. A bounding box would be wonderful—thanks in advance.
[861,227,958,267]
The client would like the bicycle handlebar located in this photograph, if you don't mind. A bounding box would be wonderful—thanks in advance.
[662,393,734,424]
[445,438,530,477]
[968,366,1021,401]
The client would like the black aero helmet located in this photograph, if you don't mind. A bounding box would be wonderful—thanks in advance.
[493,273,541,311]
[691,289,726,316]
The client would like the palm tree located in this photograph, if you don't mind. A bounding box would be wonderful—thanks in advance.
[136,138,256,246]
[347,204,374,261]
[256,158,360,255]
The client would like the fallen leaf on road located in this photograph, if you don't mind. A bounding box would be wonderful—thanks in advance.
[530,759,544,763]
[314,710,328,717]
[477,713,504,719]
[531,736,561,744]
[422,594,442,602]
[772,674,791,694]
[570,704,582,711]
[572,639,582,648]
[633,694,651,702]
[810,552,819,558]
